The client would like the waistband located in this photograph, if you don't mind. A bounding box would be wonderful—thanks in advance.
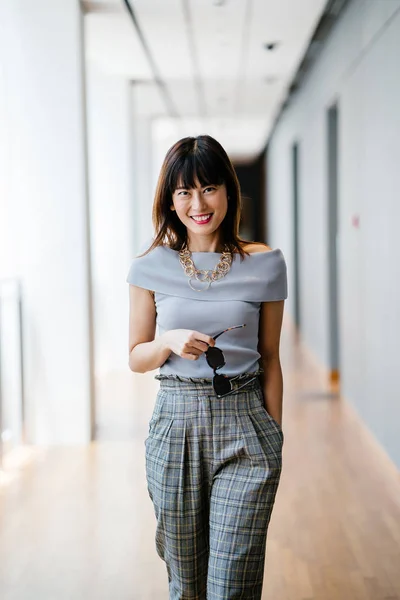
[155,369,263,395]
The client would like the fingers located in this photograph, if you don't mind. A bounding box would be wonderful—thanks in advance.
[191,331,215,348]
[181,341,211,361]
[176,330,216,361]
[182,342,205,359]
[187,340,210,353]
[181,351,200,361]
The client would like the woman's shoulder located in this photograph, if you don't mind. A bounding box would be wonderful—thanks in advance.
[237,241,287,301]
[239,242,273,254]
[237,241,285,259]
[133,238,276,256]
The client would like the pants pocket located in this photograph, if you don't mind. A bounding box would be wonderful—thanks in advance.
[253,389,284,442]
[146,390,167,438]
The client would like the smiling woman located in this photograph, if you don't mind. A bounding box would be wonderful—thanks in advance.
[126,134,287,600]
[146,134,253,256]
[171,181,227,239]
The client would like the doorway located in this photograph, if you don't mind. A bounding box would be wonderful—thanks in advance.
[327,103,340,386]
[292,142,301,331]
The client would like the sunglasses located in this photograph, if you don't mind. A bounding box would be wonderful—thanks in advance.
[205,324,257,398]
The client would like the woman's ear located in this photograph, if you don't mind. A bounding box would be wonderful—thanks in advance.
[170,205,175,211]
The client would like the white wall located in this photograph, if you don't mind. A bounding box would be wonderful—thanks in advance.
[0,0,92,444]
[85,62,135,377]
[132,112,154,254]
[267,0,400,467]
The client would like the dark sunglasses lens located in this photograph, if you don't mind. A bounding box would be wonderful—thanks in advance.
[213,373,231,396]
[206,347,225,369]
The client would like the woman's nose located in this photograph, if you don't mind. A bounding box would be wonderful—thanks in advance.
[191,190,206,208]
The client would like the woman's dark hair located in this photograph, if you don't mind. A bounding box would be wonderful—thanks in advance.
[137,134,264,259]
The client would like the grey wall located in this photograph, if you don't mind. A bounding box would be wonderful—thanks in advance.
[267,0,400,468]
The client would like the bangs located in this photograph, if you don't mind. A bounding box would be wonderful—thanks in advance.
[168,150,225,193]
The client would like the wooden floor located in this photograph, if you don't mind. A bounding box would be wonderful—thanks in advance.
[1,319,400,600]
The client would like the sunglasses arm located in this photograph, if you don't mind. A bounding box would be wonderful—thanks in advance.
[212,324,247,342]
[216,375,258,398]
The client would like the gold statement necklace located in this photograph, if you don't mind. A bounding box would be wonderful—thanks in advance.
[178,243,233,291]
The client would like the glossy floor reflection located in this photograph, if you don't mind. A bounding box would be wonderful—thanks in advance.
[1,318,399,599]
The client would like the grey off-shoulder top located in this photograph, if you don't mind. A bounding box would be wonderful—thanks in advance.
[126,238,288,378]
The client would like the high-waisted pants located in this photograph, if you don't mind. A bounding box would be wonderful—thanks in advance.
[144,375,284,600]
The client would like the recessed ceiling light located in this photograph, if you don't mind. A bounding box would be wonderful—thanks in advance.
[264,41,280,51]
[212,0,226,6]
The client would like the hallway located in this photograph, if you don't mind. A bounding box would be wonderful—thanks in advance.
[1,318,399,600]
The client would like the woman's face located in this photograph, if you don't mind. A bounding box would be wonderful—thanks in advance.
[170,177,228,239]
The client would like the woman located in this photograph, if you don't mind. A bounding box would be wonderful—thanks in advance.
[126,134,287,599]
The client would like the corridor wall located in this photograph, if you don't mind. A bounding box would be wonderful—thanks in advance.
[267,0,400,468]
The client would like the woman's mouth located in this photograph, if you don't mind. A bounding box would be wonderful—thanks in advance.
[190,213,213,225]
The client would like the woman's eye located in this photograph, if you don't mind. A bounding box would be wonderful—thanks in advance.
[178,190,188,196]
[204,187,215,193]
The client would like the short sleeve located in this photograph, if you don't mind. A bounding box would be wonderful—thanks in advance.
[126,237,156,290]
[260,250,288,301]
[126,258,148,289]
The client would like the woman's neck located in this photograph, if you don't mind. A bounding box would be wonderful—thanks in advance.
[185,234,225,253]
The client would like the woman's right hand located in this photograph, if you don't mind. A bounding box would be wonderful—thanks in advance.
[161,329,215,361]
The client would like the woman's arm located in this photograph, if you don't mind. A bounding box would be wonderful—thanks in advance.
[257,299,285,427]
[128,285,215,373]
[128,284,172,373]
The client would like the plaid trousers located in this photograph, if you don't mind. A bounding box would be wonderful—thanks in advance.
[144,375,284,600]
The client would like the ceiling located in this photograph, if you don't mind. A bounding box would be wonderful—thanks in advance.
[83,0,328,161]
